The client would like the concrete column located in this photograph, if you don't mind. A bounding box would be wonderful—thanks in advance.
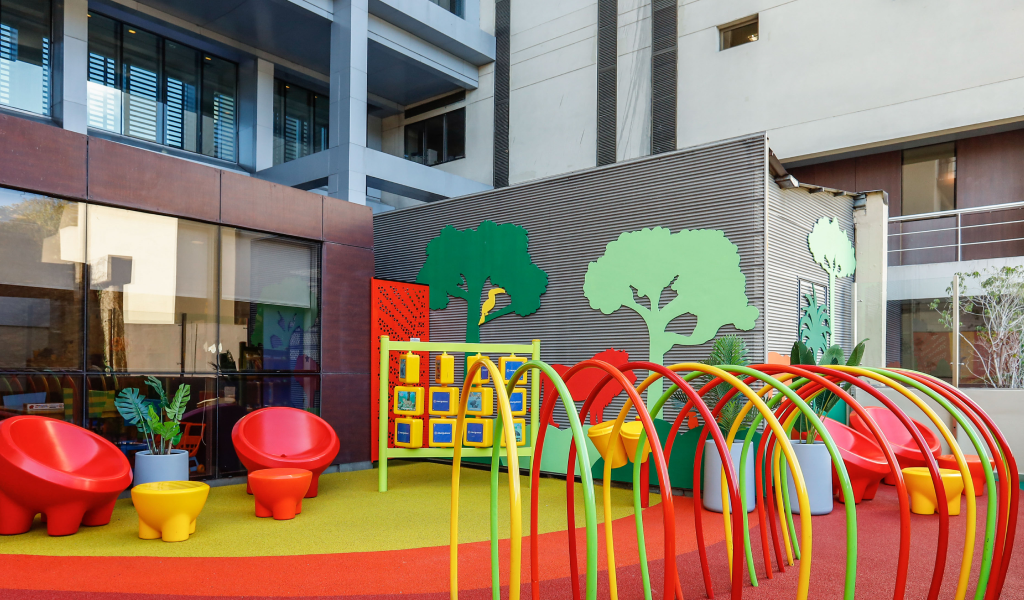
[255,59,275,171]
[328,0,369,205]
[616,0,651,161]
[463,0,481,28]
[853,191,889,368]
[53,0,89,133]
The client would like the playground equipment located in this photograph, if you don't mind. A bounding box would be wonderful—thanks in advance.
[0,415,132,536]
[421,352,1018,600]
[231,407,340,498]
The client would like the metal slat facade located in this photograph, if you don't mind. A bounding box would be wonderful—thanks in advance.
[596,0,617,166]
[650,0,677,155]
[765,183,856,358]
[493,0,511,188]
[375,134,770,426]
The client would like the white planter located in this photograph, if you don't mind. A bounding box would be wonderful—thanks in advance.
[784,441,834,515]
[133,450,189,486]
[702,439,756,513]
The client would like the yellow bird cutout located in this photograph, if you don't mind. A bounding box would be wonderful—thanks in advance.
[479,287,507,325]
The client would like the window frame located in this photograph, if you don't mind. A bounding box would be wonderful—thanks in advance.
[272,77,330,166]
[403,107,467,167]
[900,142,958,217]
[718,15,759,51]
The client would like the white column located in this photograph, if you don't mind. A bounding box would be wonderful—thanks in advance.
[255,59,275,171]
[328,0,369,205]
[54,0,89,133]
[854,191,889,368]
[616,0,651,161]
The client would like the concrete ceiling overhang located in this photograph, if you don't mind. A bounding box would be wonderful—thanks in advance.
[131,0,331,74]
[367,40,466,106]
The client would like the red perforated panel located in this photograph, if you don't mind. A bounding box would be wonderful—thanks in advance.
[371,279,430,461]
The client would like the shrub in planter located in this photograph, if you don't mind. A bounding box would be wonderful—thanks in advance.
[115,377,191,486]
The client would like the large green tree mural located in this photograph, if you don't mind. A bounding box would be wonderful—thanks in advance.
[807,217,856,344]
[583,227,759,406]
[417,220,548,343]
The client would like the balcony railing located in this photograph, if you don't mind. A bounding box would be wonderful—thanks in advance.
[888,201,1024,266]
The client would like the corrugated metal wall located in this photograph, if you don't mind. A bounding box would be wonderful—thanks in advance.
[765,183,856,358]
[375,134,770,426]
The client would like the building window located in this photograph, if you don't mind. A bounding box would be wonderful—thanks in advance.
[902,143,956,216]
[273,79,329,166]
[0,0,51,116]
[429,0,462,17]
[0,186,321,480]
[86,12,238,162]
[404,108,465,166]
[720,16,758,50]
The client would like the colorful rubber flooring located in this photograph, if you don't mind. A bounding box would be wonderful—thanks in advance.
[0,460,1020,599]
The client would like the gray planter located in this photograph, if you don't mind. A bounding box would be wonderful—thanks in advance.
[133,449,189,486]
[702,439,756,513]
[784,440,834,515]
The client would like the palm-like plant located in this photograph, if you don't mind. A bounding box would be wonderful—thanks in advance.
[115,376,191,455]
[790,339,867,443]
[673,335,752,433]
[799,289,831,358]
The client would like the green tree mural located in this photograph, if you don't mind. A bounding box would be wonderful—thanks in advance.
[807,216,856,343]
[583,227,760,406]
[417,220,548,343]
[799,288,831,358]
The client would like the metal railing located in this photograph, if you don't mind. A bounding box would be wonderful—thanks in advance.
[888,200,1024,264]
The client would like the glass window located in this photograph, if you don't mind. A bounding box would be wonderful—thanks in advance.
[85,374,215,478]
[720,16,758,50]
[86,206,219,373]
[272,79,329,165]
[902,143,956,216]
[0,373,79,424]
[0,0,52,115]
[86,12,237,162]
[220,228,320,373]
[429,0,462,17]
[0,188,85,371]
[403,108,466,166]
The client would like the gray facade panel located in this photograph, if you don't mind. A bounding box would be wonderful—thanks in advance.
[375,134,769,424]
[766,184,856,359]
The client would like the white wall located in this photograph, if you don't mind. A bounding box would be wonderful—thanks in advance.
[677,0,1024,162]
[508,0,597,184]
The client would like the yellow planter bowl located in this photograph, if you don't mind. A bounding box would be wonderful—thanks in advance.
[587,420,628,469]
[619,421,651,464]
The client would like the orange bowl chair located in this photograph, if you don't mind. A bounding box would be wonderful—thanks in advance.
[231,407,339,498]
[850,406,941,484]
[823,418,890,503]
[0,416,132,536]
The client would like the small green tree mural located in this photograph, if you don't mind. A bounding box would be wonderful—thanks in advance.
[417,220,548,343]
[807,217,856,344]
[584,227,760,406]
[799,288,831,358]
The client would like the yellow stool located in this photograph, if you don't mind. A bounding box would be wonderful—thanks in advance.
[902,467,964,516]
[131,481,210,542]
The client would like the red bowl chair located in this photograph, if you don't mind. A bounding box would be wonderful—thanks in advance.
[231,407,339,498]
[823,418,890,503]
[850,406,941,484]
[0,416,132,536]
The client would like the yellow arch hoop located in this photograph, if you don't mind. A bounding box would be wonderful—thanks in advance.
[830,365,976,600]
[637,364,815,600]
[450,356,522,600]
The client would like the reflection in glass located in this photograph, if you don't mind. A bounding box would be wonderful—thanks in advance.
[85,374,215,477]
[214,374,320,475]
[0,0,51,115]
[163,41,200,152]
[902,143,956,216]
[122,25,160,142]
[201,55,237,162]
[87,12,121,133]
[0,373,80,424]
[272,79,329,165]
[86,206,218,373]
[0,189,85,370]
[221,229,320,373]
[403,109,466,166]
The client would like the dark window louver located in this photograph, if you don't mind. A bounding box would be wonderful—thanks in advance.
[493,0,511,188]
[651,0,677,155]
[596,0,616,166]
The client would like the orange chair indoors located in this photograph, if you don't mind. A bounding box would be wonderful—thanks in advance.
[0,416,132,536]
[175,422,206,474]
[850,406,941,484]
[231,407,339,498]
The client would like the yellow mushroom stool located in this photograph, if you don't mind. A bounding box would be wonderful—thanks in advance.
[131,481,211,542]
[902,467,964,516]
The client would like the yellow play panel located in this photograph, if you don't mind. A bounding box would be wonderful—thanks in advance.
[2,460,654,558]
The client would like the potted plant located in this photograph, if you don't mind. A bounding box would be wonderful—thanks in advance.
[786,339,866,515]
[683,335,758,513]
[115,377,191,486]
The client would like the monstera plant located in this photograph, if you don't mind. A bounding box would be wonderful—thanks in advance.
[116,376,190,455]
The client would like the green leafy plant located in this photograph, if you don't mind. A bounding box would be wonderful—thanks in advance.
[790,339,867,443]
[115,376,191,455]
[799,289,831,359]
[672,335,753,434]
